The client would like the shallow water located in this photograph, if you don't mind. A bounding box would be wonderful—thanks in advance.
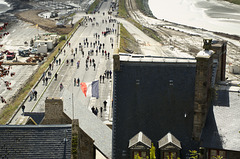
[0,0,11,14]
[149,0,240,36]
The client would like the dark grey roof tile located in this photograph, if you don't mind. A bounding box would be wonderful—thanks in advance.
[0,125,72,159]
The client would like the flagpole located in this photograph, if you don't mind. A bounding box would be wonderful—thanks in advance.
[72,92,74,119]
[72,78,74,119]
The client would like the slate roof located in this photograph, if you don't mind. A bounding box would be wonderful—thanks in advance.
[0,125,72,159]
[112,55,199,159]
[63,90,112,158]
[129,131,151,149]
[23,112,45,124]
[200,87,240,151]
[158,132,181,149]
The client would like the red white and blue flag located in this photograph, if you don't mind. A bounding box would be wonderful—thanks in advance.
[80,80,99,99]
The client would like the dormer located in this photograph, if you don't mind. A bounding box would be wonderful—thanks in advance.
[158,132,181,159]
[128,131,151,159]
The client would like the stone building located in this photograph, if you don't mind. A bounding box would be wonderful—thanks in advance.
[0,97,96,159]
[112,40,240,159]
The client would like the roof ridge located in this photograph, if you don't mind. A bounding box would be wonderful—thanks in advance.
[138,131,143,142]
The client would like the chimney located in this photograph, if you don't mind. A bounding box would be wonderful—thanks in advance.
[113,54,120,71]
[193,39,214,140]
[211,40,227,82]
[41,97,71,125]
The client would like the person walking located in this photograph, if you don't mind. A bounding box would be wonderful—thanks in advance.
[42,77,45,85]
[93,63,96,71]
[100,75,102,83]
[77,60,80,69]
[102,75,105,83]
[95,107,98,116]
[106,71,109,79]
[42,71,46,78]
[77,78,80,86]
[109,70,112,78]
[45,77,48,86]
[55,73,58,80]
[91,106,95,113]
[60,83,63,91]
[29,91,33,102]
[48,71,52,78]
[21,105,25,113]
[103,100,107,111]
[34,90,37,100]
[59,58,61,65]
[100,107,103,117]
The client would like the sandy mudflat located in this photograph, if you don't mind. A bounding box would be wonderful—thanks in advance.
[16,10,73,34]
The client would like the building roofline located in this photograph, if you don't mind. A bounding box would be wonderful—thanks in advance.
[119,53,196,64]
[0,124,72,128]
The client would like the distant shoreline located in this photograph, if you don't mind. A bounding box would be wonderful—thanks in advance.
[145,0,240,39]
[224,0,240,5]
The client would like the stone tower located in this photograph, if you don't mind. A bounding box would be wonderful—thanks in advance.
[193,39,214,140]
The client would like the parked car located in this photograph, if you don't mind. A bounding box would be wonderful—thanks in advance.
[6,52,15,60]
[18,49,30,57]
[30,48,38,54]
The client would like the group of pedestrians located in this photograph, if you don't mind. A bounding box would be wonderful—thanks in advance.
[74,78,80,86]
[99,70,112,83]
[29,89,37,102]
[104,70,112,79]
[91,106,103,117]
[85,56,96,71]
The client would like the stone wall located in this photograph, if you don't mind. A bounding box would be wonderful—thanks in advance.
[71,119,94,159]
[41,97,72,125]
[211,41,227,82]
[193,49,214,140]
[113,54,120,71]
[40,98,95,158]
[193,40,227,140]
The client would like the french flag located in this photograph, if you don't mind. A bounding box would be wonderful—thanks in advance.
[80,80,99,99]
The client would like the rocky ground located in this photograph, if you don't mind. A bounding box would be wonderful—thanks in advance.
[125,0,240,81]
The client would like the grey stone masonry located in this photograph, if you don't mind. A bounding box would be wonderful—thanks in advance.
[41,97,72,125]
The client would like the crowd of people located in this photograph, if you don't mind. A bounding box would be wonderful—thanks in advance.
[28,13,116,120]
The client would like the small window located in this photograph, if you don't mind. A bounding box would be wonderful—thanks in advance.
[219,150,227,159]
[142,152,147,159]
[169,80,173,86]
[163,152,177,159]
[210,149,227,159]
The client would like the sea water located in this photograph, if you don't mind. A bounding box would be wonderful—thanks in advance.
[148,0,240,36]
[0,0,11,14]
